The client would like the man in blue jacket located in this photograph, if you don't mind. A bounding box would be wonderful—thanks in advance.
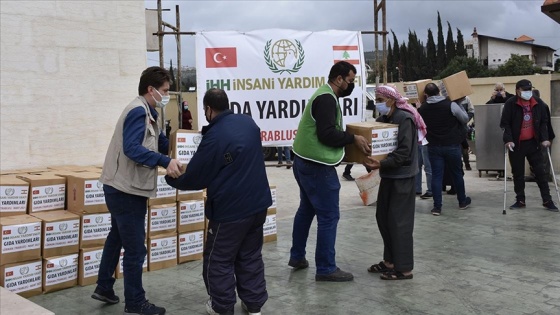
[166,88,272,315]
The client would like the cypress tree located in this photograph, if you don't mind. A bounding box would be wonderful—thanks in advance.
[387,41,394,82]
[446,21,456,62]
[426,29,437,78]
[436,11,446,72]
[456,28,467,57]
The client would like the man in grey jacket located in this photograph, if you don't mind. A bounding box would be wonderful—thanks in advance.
[93,67,182,315]
[418,83,472,216]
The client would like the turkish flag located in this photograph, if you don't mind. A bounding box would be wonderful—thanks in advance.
[205,47,237,68]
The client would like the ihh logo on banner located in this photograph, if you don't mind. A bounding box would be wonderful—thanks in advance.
[264,39,305,75]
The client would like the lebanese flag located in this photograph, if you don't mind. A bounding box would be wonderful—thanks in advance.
[333,45,360,65]
[205,47,237,68]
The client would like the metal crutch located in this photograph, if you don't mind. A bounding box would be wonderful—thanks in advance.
[546,147,560,205]
[503,147,508,215]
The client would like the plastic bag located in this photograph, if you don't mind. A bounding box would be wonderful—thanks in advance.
[355,169,381,206]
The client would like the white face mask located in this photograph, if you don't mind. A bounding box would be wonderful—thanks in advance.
[520,91,532,101]
[153,88,170,108]
[375,102,390,116]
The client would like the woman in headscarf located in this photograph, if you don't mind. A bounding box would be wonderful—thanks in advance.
[363,85,425,280]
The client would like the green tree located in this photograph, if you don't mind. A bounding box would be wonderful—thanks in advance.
[445,22,456,62]
[407,30,426,81]
[168,59,176,92]
[436,11,446,72]
[496,54,541,76]
[426,29,437,79]
[436,56,490,79]
[399,42,408,81]
[387,41,394,82]
[456,28,466,57]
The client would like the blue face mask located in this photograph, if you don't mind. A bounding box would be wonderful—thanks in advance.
[520,91,532,101]
[375,102,390,116]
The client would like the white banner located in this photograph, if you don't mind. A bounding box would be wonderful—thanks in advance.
[195,29,366,146]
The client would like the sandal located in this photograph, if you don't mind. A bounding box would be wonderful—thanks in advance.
[380,270,413,280]
[367,261,393,273]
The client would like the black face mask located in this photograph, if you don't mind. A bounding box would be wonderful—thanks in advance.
[340,83,355,97]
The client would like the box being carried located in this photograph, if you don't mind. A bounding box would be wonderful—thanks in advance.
[438,70,473,101]
[0,176,29,217]
[0,259,42,297]
[169,129,202,167]
[344,122,399,164]
[402,79,432,104]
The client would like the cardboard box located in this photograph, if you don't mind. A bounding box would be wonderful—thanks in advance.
[269,186,277,209]
[15,168,49,174]
[177,199,205,233]
[79,213,112,248]
[438,70,473,101]
[16,174,66,213]
[344,122,399,163]
[0,259,43,297]
[42,253,78,293]
[78,246,103,286]
[148,204,177,237]
[263,208,277,243]
[177,230,204,263]
[176,189,204,202]
[148,233,177,271]
[1,176,29,217]
[66,172,108,214]
[31,211,80,258]
[0,215,42,265]
[169,129,202,167]
[402,79,432,103]
[149,169,177,206]
[114,246,148,279]
[47,165,89,172]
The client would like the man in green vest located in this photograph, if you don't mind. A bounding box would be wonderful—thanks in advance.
[288,61,371,281]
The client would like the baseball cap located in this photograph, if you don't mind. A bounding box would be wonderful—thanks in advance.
[515,79,532,91]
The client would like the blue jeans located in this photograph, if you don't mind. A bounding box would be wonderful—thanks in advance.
[290,156,340,275]
[97,185,147,307]
[415,145,432,194]
[428,145,467,209]
[277,146,291,163]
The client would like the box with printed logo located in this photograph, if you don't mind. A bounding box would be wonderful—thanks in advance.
[0,215,42,265]
[0,259,42,297]
[264,208,277,243]
[149,169,177,206]
[177,199,205,233]
[42,253,78,293]
[79,213,112,248]
[78,246,103,286]
[114,245,148,279]
[31,210,80,258]
[148,233,177,271]
[269,186,276,209]
[176,189,205,202]
[402,79,432,104]
[16,174,66,214]
[1,176,29,217]
[344,122,399,164]
[66,172,108,214]
[177,230,203,263]
[169,129,202,168]
[148,204,177,237]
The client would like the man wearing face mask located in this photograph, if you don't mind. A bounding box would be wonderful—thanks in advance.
[500,79,557,211]
[93,66,182,315]
[288,61,372,282]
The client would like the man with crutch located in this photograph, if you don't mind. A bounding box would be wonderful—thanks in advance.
[500,79,558,212]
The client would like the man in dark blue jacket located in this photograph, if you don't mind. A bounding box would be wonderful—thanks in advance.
[166,88,272,315]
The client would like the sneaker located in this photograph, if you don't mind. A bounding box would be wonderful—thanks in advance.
[288,258,309,270]
[241,301,262,315]
[420,192,433,199]
[509,200,526,209]
[91,286,120,304]
[315,267,354,282]
[431,207,441,216]
[124,300,165,315]
[459,197,472,210]
[286,161,292,169]
[205,299,233,315]
[342,173,354,181]
[543,200,559,212]
[276,162,282,168]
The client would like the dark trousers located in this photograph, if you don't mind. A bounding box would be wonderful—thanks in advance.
[428,144,468,209]
[97,186,147,307]
[204,211,268,314]
[508,139,551,202]
[376,177,415,271]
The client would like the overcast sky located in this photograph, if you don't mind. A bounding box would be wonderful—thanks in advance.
[146,0,560,68]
